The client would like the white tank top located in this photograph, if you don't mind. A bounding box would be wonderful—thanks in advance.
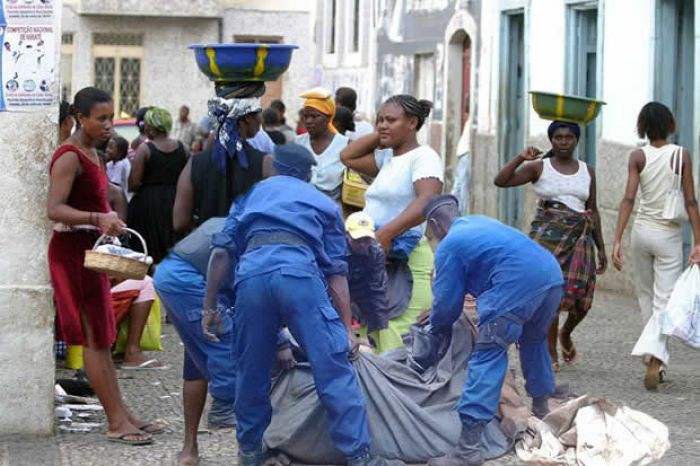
[636,144,681,231]
[532,158,591,212]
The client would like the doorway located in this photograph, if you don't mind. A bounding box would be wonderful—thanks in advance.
[655,0,695,258]
[499,11,526,228]
[567,4,599,166]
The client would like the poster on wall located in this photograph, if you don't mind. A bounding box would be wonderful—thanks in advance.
[0,0,58,112]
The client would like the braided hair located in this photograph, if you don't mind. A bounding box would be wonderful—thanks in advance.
[383,95,433,130]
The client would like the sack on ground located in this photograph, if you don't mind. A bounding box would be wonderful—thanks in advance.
[661,265,700,349]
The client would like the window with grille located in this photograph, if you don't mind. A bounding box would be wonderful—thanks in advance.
[92,33,143,117]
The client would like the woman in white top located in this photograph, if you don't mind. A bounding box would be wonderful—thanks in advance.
[612,102,700,390]
[495,121,607,372]
[341,95,444,353]
[295,88,349,200]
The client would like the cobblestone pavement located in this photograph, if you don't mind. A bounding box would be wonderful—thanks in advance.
[1,291,698,465]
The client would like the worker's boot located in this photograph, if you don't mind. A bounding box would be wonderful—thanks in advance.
[207,397,236,429]
[427,423,485,466]
[532,395,550,419]
[239,445,270,466]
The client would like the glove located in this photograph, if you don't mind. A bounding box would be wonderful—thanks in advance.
[202,308,225,342]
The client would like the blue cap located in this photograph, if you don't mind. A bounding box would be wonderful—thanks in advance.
[423,194,459,220]
[272,143,317,179]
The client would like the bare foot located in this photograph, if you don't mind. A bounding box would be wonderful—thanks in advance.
[178,446,200,465]
[123,351,164,368]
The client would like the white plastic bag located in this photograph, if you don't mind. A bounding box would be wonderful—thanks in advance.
[661,265,700,349]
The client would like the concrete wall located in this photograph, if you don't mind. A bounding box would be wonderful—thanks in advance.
[222,9,314,122]
[0,111,56,434]
[470,0,664,294]
[78,0,221,17]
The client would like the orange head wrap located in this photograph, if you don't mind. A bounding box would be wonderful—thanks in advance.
[301,88,337,133]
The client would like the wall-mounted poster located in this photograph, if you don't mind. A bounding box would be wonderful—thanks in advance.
[0,0,58,112]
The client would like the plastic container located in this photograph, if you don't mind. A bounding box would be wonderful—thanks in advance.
[190,43,298,82]
[65,345,84,370]
[530,91,605,125]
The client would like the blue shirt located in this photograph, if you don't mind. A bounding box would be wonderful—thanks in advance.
[431,216,563,328]
[211,175,349,283]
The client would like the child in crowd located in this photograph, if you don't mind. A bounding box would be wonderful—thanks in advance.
[345,212,390,348]
[105,135,131,197]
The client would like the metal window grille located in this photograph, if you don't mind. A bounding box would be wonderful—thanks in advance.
[93,33,143,47]
[61,33,74,45]
[119,58,141,117]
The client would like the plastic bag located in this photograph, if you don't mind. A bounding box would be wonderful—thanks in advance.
[661,265,700,349]
[114,296,164,352]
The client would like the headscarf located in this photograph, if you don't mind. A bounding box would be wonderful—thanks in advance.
[144,107,172,134]
[272,143,317,180]
[301,87,337,133]
[208,95,262,173]
[547,120,581,140]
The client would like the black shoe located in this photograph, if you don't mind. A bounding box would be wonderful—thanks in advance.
[207,397,236,429]
[239,446,269,466]
[532,395,550,419]
[428,423,485,466]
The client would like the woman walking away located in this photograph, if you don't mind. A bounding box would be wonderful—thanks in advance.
[296,87,349,200]
[612,102,700,390]
[48,87,163,446]
[341,95,443,353]
[494,121,607,371]
[128,107,188,263]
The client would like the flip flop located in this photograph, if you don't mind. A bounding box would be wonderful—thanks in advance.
[107,432,153,446]
[559,334,577,364]
[121,359,169,371]
[139,419,168,435]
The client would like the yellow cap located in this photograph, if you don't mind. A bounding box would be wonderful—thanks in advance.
[345,212,376,239]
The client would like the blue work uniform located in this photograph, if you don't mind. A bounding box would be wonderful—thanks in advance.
[430,216,564,426]
[212,175,371,459]
[153,218,237,403]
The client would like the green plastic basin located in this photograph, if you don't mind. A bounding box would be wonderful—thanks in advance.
[530,91,605,125]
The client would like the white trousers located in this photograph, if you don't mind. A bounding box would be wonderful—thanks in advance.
[630,223,683,365]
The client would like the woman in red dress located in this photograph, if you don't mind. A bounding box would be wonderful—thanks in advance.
[48,87,163,445]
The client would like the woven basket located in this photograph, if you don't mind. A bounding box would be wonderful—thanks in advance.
[341,169,369,208]
[84,228,150,280]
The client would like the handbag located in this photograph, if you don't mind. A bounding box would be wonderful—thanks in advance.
[662,145,688,224]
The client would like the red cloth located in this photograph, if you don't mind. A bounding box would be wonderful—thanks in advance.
[112,289,140,325]
[48,145,116,348]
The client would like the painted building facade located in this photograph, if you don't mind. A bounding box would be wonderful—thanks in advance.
[60,0,316,124]
[471,0,698,293]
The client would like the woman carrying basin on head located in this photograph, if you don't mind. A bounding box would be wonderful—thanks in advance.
[494,120,607,371]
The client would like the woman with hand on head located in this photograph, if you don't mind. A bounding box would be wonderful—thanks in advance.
[341,94,444,354]
[612,102,700,390]
[494,120,606,372]
[48,87,163,446]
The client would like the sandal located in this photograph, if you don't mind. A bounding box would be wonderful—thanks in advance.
[107,432,153,446]
[559,333,577,364]
[138,419,168,435]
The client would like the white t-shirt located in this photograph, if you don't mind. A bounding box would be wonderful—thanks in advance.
[295,132,349,193]
[346,120,374,141]
[363,145,444,234]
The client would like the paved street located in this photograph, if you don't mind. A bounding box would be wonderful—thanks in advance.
[1,290,698,465]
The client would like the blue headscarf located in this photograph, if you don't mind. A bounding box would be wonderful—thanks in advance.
[208,97,262,173]
[547,120,581,140]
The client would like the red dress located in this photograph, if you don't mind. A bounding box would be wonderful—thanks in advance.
[48,145,116,348]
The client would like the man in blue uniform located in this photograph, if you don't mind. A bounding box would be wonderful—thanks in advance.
[154,218,294,466]
[204,143,379,466]
[424,195,564,466]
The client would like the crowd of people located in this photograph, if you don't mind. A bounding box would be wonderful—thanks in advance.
[47,80,700,466]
